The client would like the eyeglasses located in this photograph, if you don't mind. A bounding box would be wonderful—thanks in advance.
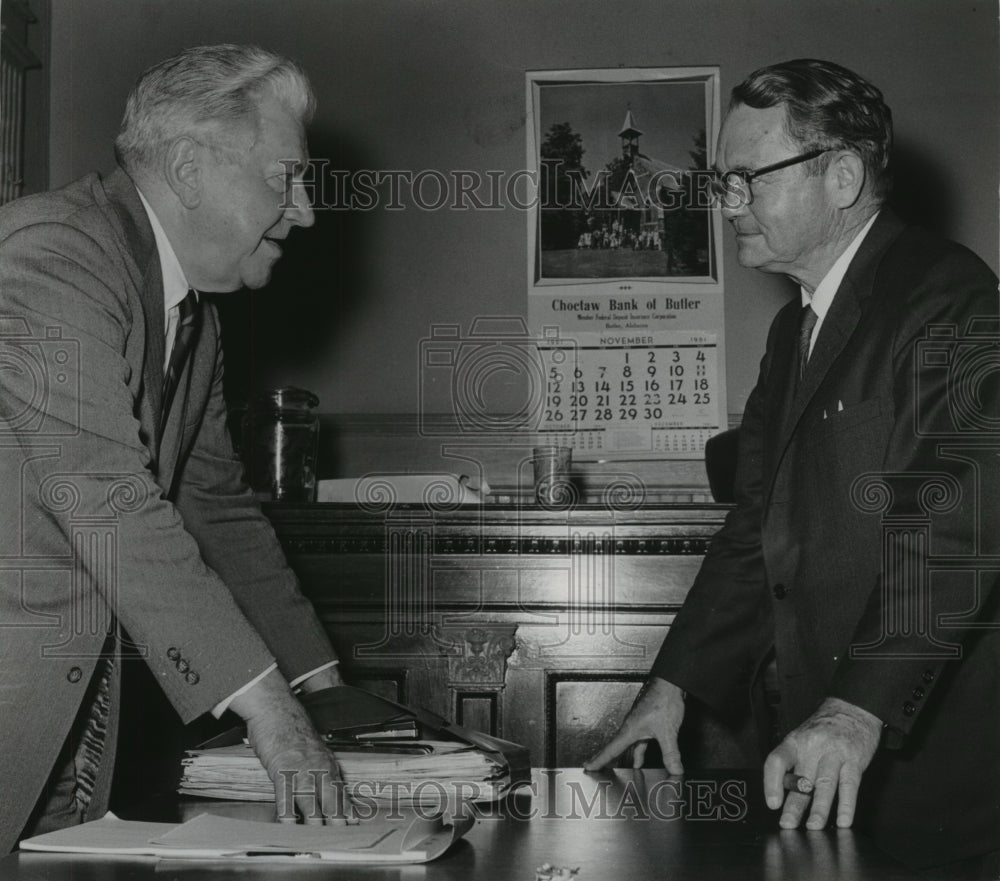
[709,149,829,208]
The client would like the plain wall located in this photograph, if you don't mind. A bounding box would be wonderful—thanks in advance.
[47,0,999,421]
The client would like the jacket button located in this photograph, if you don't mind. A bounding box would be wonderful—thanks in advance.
[185,672,200,685]
[67,667,83,683]
[177,659,190,673]
[912,687,925,700]
[921,670,934,683]
[772,584,787,600]
[167,647,181,661]
[903,702,916,716]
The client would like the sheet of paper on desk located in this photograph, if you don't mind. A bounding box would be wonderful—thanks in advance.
[19,815,179,856]
[317,473,489,505]
[19,810,474,863]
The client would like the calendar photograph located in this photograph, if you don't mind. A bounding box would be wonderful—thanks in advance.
[526,67,723,297]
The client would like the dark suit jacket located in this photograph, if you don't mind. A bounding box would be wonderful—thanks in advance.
[0,169,336,853]
[653,210,1000,868]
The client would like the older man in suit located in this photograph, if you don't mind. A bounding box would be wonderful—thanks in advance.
[587,59,999,876]
[0,45,349,852]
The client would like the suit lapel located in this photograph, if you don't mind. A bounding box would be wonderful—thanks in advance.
[103,168,168,466]
[763,210,907,499]
[762,302,801,478]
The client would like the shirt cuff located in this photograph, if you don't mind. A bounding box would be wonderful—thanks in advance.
[289,659,340,691]
[211,662,278,718]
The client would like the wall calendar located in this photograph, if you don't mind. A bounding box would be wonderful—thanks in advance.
[526,67,726,459]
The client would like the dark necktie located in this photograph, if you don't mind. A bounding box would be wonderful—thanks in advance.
[798,304,818,384]
[161,290,201,423]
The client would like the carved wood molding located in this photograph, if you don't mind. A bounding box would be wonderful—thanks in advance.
[281,533,714,556]
[438,624,517,687]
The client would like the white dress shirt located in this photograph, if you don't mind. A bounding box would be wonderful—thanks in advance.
[800,211,879,356]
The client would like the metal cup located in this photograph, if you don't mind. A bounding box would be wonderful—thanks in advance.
[532,446,573,508]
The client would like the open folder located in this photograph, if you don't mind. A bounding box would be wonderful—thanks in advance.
[302,685,530,781]
[20,810,474,863]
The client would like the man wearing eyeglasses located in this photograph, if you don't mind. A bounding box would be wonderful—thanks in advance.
[587,59,999,876]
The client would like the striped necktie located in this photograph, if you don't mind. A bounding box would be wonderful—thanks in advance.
[798,304,818,384]
[161,290,201,423]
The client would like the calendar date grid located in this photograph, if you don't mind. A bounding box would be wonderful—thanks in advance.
[537,343,718,431]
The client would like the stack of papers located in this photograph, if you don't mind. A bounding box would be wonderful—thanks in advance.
[179,740,510,805]
[317,473,488,505]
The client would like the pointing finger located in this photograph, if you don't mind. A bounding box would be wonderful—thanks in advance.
[631,740,648,769]
[657,736,684,775]
[584,729,634,771]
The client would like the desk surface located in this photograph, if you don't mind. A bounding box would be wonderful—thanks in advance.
[6,770,918,881]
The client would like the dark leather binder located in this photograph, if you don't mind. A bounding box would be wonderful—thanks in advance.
[300,685,531,790]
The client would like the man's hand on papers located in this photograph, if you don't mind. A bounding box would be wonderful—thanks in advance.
[583,677,685,773]
[229,668,354,825]
[763,696,882,830]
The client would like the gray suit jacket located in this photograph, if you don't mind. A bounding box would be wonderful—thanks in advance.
[653,211,1000,868]
[0,168,335,852]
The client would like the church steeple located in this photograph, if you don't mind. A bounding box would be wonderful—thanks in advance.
[618,107,642,161]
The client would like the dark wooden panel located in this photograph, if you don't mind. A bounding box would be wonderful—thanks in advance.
[455,691,500,736]
[546,673,646,767]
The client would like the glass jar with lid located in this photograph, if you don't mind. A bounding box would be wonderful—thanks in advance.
[241,387,320,502]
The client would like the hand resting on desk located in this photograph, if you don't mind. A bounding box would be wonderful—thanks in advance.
[764,696,881,831]
[229,667,354,826]
[583,677,685,773]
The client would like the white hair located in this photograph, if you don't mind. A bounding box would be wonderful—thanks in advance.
[114,44,315,174]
